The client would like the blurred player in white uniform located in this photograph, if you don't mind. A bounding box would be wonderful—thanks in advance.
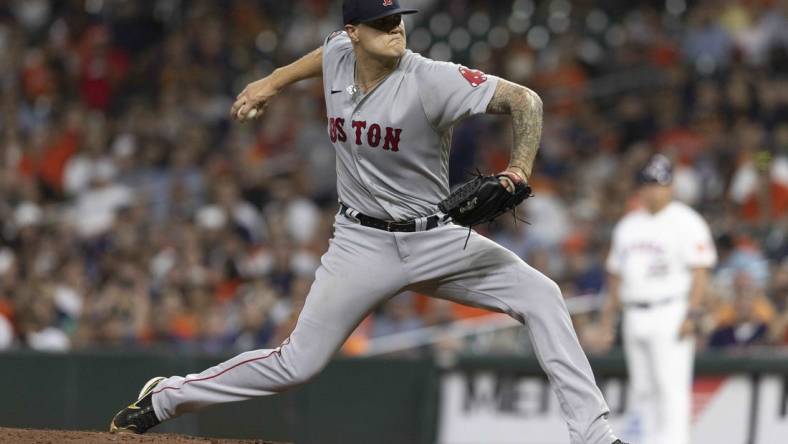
[601,154,717,444]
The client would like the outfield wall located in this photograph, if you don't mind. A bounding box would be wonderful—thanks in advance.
[0,350,786,443]
[438,355,788,444]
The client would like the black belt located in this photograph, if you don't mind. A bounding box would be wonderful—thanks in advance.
[339,203,442,232]
[624,297,678,309]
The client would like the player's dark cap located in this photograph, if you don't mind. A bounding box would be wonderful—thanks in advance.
[343,0,419,25]
[636,154,673,186]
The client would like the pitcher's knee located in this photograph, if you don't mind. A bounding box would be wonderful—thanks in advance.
[278,346,329,387]
[513,272,568,321]
[544,278,564,303]
[287,361,324,386]
[532,273,565,307]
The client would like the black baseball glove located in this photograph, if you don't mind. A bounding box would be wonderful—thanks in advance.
[438,173,532,230]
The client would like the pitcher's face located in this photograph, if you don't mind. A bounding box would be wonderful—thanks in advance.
[347,14,407,59]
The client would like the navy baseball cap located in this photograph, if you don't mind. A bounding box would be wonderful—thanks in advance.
[637,154,673,186]
[343,0,419,25]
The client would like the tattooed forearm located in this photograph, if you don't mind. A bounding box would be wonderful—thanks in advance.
[486,79,543,181]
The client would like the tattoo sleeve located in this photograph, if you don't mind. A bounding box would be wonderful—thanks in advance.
[486,79,543,181]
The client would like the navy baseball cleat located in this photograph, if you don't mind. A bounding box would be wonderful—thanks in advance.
[109,376,166,434]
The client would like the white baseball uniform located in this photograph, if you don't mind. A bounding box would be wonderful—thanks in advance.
[150,31,618,444]
[607,201,717,444]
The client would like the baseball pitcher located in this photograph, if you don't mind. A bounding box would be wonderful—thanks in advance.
[110,2,625,443]
[601,154,717,444]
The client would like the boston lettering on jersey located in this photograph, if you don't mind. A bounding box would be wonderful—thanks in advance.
[328,117,402,152]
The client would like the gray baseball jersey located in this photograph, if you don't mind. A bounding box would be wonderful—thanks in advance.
[323,31,499,220]
[146,30,619,444]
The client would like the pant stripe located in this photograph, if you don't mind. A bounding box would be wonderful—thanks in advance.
[152,338,292,395]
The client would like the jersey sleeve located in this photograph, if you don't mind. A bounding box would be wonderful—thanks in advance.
[680,210,717,269]
[414,57,500,130]
[605,223,624,275]
[322,30,352,72]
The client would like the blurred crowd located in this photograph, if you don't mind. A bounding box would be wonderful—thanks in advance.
[0,0,786,355]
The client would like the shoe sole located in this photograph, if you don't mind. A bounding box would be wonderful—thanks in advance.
[138,376,166,400]
[109,376,166,434]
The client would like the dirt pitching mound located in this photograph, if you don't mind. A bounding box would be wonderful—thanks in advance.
[0,427,290,444]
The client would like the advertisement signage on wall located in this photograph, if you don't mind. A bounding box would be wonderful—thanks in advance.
[438,371,788,444]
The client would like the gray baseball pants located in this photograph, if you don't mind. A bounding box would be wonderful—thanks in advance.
[152,213,617,444]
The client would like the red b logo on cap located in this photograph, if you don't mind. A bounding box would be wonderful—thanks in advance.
[383,0,393,5]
